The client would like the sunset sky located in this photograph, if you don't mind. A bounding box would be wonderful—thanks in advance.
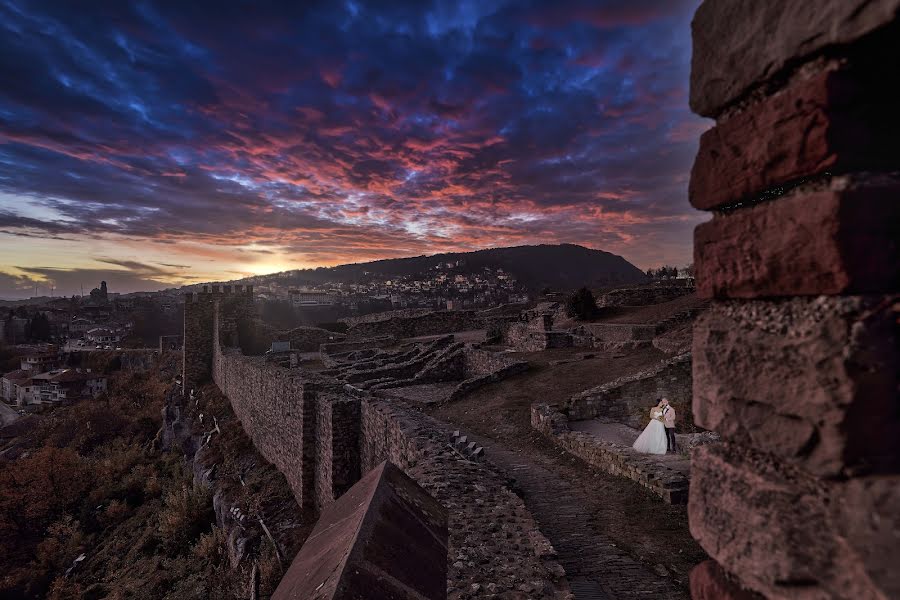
[0,0,708,299]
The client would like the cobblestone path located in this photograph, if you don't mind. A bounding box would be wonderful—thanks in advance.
[467,433,689,600]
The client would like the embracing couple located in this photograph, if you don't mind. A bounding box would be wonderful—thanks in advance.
[632,397,677,455]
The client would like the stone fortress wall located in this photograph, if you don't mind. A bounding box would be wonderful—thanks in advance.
[183,289,569,596]
[567,353,694,429]
[343,309,482,338]
[342,307,518,340]
[596,284,694,308]
[318,333,528,403]
[685,2,900,598]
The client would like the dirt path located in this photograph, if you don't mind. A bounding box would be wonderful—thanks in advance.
[429,348,707,598]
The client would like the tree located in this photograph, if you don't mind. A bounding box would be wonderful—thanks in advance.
[28,313,52,341]
[565,287,598,320]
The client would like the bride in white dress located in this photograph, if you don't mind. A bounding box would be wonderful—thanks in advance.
[632,401,668,454]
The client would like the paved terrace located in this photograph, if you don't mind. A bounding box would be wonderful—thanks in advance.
[569,419,692,478]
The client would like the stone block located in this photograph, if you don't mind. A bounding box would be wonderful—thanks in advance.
[273,461,448,600]
[690,0,900,117]
[830,475,900,598]
[694,177,900,298]
[689,68,900,210]
[693,296,899,477]
[688,443,892,599]
[689,560,763,600]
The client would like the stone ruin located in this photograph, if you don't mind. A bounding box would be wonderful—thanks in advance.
[272,461,448,600]
[341,307,516,340]
[182,286,569,597]
[178,3,900,597]
[492,294,706,355]
[320,334,527,404]
[685,2,899,598]
[594,282,694,308]
[531,353,718,505]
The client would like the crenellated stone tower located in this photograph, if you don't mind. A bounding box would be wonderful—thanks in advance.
[182,284,255,392]
[686,2,899,599]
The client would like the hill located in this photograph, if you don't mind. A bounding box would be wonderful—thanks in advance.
[237,244,646,291]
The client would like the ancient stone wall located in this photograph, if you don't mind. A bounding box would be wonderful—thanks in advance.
[502,321,547,351]
[567,354,693,429]
[448,348,529,401]
[345,309,485,339]
[579,323,656,351]
[686,3,900,598]
[183,285,254,392]
[462,347,521,378]
[275,326,345,352]
[341,307,434,326]
[186,290,570,596]
[213,347,319,512]
[597,285,694,308]
[360,396,569,597]
[499,312,578,351]
[314,392,361,509]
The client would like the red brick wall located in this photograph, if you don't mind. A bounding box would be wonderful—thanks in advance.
[687,2,900,598]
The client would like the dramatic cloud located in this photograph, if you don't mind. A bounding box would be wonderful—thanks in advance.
[0,0,708,298]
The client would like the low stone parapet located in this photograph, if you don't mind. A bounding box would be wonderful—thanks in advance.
[531,403,692,504]
[557,430,690,504]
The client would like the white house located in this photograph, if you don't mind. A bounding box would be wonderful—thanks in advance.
[28,369,107,405]
[86,327,120,345]
[1,369,35,406]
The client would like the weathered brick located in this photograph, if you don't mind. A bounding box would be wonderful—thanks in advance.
[830,476,900,598]
[690,0,900,117]
[689,560,763,600]
[689,68,900,210]
[694,177,900,298]
[692,296,899,477]
[273,461,448,600]
[688,443,893,599]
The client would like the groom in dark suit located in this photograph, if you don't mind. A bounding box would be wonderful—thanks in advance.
[660,398,677,453]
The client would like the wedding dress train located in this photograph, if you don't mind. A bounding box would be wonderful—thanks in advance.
[632,408,668,454]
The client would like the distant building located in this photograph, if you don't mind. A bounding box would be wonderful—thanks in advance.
[70,317,94,334]
[20,348,62,372]
[86,327,120,345]
[89,280,109,303]
[82,305,112,321]
[28,369,107,405]
[1,369,33,405]
[289,289,335,307]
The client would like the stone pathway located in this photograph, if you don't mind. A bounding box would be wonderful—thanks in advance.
[461,431,688,600]
[569,420,692,477]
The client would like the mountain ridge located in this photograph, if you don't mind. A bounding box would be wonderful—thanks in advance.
[231,244,647,291]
